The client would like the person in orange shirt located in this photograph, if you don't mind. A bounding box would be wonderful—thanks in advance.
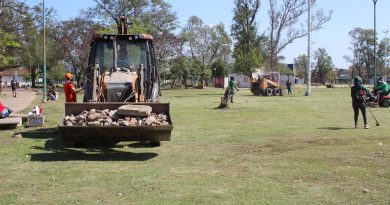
[63,73,82,102]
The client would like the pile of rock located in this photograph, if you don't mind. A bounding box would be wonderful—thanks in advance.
[63,105,169,127]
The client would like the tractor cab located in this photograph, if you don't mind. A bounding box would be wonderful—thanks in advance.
[83,17,159,103]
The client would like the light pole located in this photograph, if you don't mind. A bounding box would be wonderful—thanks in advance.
[373,0,378,84]
[305,0,312,96]
[42,0,47,102]
[384,29,389,82]
[34,36,40,88]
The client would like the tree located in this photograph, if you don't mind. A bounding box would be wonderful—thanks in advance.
[54,16,103,86]
[377,38,390,76]
[267,0,332,72]
[293,54,307,80]
[0,0,27,69]
[344,28,376,81]
[181,16,231,88]
[231,0,264,77]
[0,29,19,68]
[313,48,334,83]
[90,0,179,73]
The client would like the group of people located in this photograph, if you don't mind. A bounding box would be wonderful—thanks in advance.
[1,72,389,130]
[351,76,389,129]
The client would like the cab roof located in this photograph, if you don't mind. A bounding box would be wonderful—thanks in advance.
[92,34,154,41]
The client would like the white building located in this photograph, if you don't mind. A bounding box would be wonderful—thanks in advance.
[0,67,30,87]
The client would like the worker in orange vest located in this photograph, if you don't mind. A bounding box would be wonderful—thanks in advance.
[63,73,82,102]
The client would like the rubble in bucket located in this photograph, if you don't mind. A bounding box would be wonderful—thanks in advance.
[63,105,169,127]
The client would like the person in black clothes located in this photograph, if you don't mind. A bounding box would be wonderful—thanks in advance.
[286,79,292,95]
[351,76,371,129]
[11,77,17,98]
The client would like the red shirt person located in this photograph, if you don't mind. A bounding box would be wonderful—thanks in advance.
[0,102,12,119]
[63,73,78,102]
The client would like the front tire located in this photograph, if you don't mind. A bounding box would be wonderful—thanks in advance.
[381,99,390,107]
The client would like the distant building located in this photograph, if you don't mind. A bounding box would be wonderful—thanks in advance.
[334,68,351,84]
[0,67,30,87]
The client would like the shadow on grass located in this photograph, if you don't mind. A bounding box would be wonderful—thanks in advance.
[317,127,353,130]
[21,127,60,139]
[21,128,158,162]
[127,142,161,148]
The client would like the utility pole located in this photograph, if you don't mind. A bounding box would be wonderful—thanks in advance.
[305,0,312,96]
[384,29,389,82]
[373,0,378,84]
[42,0,47,102]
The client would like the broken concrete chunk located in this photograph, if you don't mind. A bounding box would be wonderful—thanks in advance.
[87,113,103,121]
[129,118,137,126]
[63,107,169,127]
[117,105,152,117]
[87,121,101,126]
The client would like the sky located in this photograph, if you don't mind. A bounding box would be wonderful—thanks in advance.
[26,0,390,69]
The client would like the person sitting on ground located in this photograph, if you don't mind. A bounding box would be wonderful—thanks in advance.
[351,76,371,129]
[0,102,13,119]
[228,76,239,103]
[47,85,57,101]
[373,77,389,99]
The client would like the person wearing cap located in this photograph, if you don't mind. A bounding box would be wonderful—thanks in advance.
[351,76,371,129]
[373,77,389,100]
[63,73,81,102]
[228,76,239,103]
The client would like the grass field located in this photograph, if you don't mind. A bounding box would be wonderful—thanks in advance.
[0,87,389,204]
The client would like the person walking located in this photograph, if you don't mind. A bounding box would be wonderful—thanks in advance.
[228,77,239,103]
[351,76,371,129]
[10,77,17,98]
[286,79,292,95]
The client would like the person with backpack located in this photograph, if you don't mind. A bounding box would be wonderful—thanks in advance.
[351,76,371,129]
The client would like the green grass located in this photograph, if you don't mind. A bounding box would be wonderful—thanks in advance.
[0,87,389,204]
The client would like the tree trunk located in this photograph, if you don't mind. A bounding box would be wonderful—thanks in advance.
[183,75,188,89]
[199,76,204,89]
[31,67,37,87]
[171,79,177,88]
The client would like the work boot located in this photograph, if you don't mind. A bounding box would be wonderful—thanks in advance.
[364,124,370,129]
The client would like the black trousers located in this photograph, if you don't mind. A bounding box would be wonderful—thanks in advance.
[353,100,367,125]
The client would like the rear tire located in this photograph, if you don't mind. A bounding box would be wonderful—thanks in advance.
[252,89,261,96]
[251,82,261,96]
[264,88,273,96]
[273,88,280,96]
